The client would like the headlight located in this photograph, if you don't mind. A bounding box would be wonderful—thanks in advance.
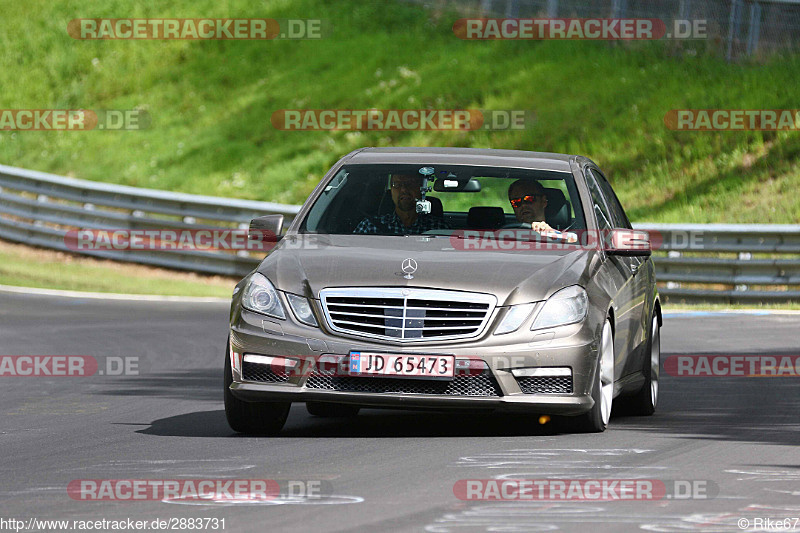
[241,273,285,319]
[495,303,536,335]
[531,285,588,330]
[286,293,318,327]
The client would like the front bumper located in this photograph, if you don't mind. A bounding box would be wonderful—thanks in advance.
[228,308,600,416]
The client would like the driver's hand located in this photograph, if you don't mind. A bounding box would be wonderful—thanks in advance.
[529,221,553,233]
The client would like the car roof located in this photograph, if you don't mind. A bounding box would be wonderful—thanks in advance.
[346,147,588,173]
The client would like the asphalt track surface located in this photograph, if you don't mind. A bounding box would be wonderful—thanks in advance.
[1,291,799,533]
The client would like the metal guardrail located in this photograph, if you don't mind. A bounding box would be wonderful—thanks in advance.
[0,164,798,303]
[0,164,299,277]
[633,223,800,304]
[420,0,800,60]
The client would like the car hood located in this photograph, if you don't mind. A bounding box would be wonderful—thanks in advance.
[258,234,598,305]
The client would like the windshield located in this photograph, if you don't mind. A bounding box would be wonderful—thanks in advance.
[300,164,585,236]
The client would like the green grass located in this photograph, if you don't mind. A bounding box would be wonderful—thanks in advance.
[1,0,799,225]
[0,241,235,297]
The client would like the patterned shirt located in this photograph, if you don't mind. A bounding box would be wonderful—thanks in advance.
[353,212,450,235]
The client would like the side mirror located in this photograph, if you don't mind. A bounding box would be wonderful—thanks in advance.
[606,229,651,257]
[249,214,284,243]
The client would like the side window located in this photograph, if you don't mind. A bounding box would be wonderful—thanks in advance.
[584,169,613,230]
[304,169,349,231]
[591,169,632,229]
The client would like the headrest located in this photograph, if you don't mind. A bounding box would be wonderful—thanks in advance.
[467,206,506,229]
[426,196,443,218]
[543,188,571,229]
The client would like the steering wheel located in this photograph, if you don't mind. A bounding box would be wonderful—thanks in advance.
[561,221,576,231]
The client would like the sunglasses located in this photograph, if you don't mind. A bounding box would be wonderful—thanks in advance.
[510,194,545,208]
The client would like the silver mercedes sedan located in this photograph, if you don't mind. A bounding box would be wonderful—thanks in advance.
[225,147,661,434]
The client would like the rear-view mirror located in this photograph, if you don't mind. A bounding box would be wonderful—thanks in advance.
[433,177,481,192]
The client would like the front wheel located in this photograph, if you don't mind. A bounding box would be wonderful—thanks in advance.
[224,341,290,435]
[619,311,660,416]
[572,319,614,433]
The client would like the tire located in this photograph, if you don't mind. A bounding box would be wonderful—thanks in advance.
[571,319,614,433]
[224,341,290,435]
[306,402,361,418]
[620,311,660,416]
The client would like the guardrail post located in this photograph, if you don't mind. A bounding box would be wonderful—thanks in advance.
[737,251,751,292]
[547,0,558,18]
[505,0,519,18]
[611,0,627,19]
[727,0,743,61]
[678,0,692,20]
[746,1,762,56]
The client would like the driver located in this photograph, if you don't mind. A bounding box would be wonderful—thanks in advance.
[508,179,553,233]
[353,174,449,234]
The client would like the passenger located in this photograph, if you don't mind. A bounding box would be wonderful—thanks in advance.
[354,174,449,235]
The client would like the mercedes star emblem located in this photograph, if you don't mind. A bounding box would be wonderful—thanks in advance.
[401,258,418,279]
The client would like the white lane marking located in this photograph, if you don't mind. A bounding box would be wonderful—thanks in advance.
[456,449,654,468]
[725,469,800,482]
[0,284,229,303]
[766,488,800,496]
[59,459,257,474]
[425,504,610,533]
[163,494,364,506]
[0,486,63,496]
[428,506,796,533]
[495,468,670,479]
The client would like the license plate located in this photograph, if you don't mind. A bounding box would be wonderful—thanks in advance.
[349,352,455,379]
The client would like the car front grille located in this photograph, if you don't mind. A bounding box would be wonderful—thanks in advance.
[319,288,496,342]
[242,361,290,383]
[516,375,573,394]
[305,374,502,397]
